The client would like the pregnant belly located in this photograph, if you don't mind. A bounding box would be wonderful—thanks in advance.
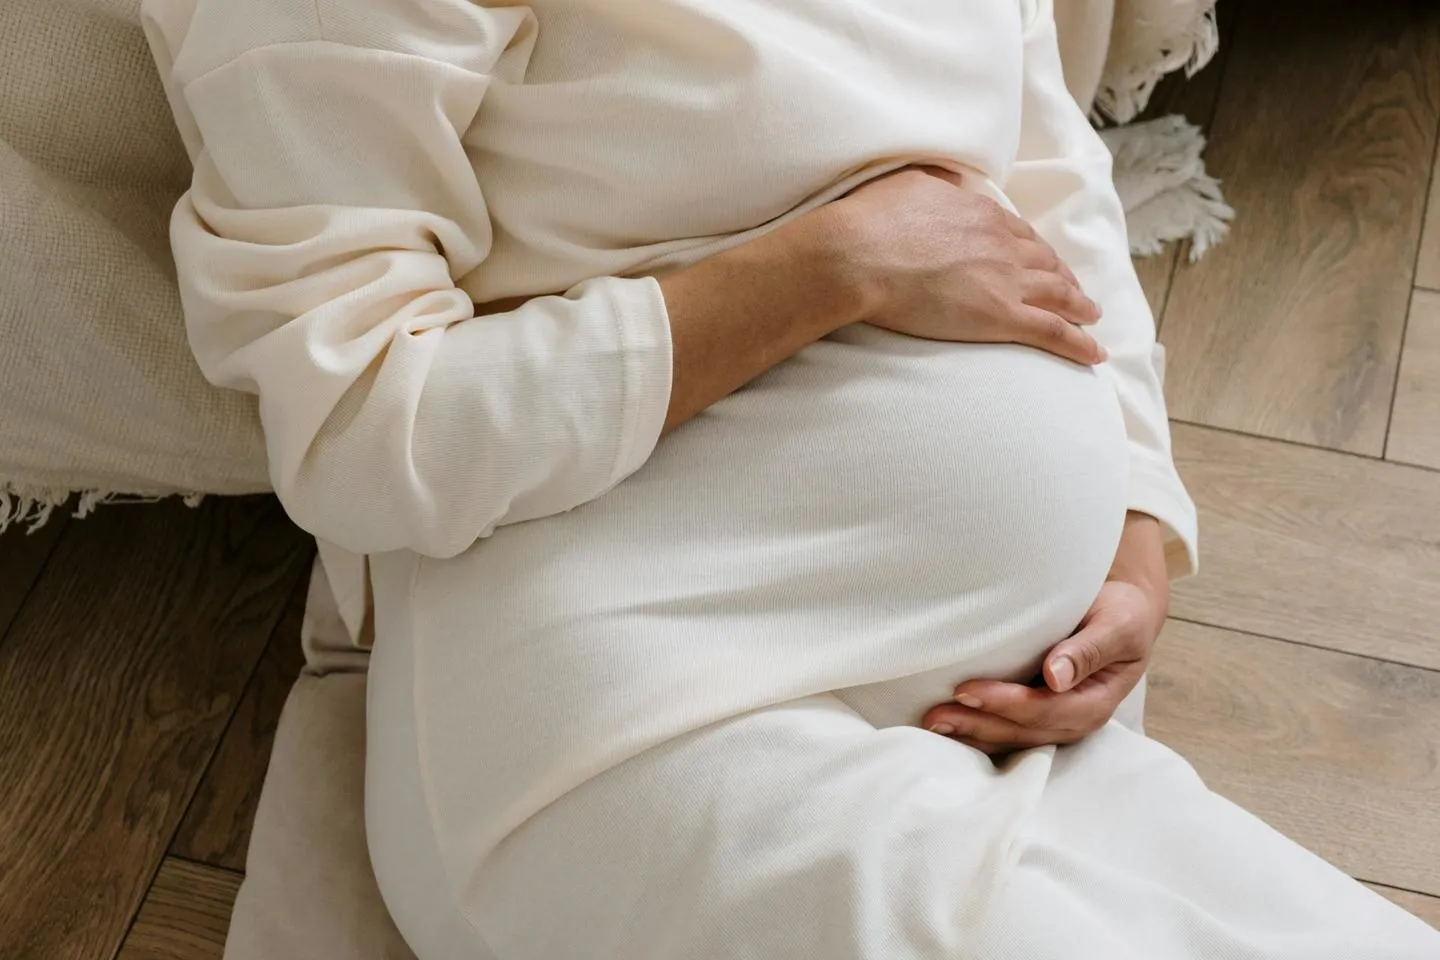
[399,326,1130,866]
[413,325,1130,719]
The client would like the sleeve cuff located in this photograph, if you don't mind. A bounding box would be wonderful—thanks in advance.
[1127,460,1200,580]
[605,274,675,487]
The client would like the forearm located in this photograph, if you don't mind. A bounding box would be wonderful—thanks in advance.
[658,209,862,433]
[1109,511,1170,624]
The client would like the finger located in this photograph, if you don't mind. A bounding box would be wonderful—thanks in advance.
[1044,617,1147,693]
[1015,240,1066,277]
[1023,270,1101,325]
[1001,208,1040,242]
[923,704,1060,748]
[1011,306,1106,365]
[953,735,1015,756]
[950,680,1064,728]
[1054,258,1086,300]
[949,676,1122,736]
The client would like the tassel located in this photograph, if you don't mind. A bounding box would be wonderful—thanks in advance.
[1103,114,1234,260]
[0,483,205,535]
[1095,3,1220,125]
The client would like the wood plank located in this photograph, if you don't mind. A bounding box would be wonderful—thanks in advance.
[0,497,310,960]
[116,858,242,960]
[1133,249,1179,321]
[1147,619,1440,896]
[1416,153,1440,292]
[1169,423,1440,671]
[171,577,308,871]
[1127,0,1239,325]
[0,511,68,643]
[1365,883,1440,930]
[1387,289,1440,469]
[1159,1,1440,455]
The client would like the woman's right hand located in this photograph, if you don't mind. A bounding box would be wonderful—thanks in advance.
[828,166,1106,365]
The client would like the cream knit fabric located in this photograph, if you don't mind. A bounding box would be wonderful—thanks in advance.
[143,0,1198,610]
[132,3,1440,958]
[0,0,1212,534]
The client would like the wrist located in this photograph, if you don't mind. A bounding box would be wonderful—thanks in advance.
[803,199,888,329]
[1108,511,1170,622]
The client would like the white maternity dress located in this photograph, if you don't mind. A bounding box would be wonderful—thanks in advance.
[143,0,1440,956]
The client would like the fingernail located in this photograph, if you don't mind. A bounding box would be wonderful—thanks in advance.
[1097,345,1109,362]
[928,723,956,736]
[955,694,983,709]
[1051,656,1076,690]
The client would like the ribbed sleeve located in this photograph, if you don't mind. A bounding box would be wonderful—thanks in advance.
[144,0,674,557]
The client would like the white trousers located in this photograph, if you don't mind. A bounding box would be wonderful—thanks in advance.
[365,553,1439,959]
[362,335,1439,958]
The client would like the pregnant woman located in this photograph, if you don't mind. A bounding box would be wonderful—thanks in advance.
[144,0,1439,956]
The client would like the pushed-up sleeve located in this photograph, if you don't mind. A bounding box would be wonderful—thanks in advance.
[143,0,673,558]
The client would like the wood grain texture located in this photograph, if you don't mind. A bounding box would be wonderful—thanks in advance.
[0,512,69,643]
[1366,883,1440,930]
[1169,422,1440,670]
[0,498,310,960]
[1133,250,1180,321]
[1159,0,1440,454]
[1386,289,1440,468]
[116,858,242,960]
[1147,619,1440,896]
[1416,155,1440,291]
[171,577,308,871]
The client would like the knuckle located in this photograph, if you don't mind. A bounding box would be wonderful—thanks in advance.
[1033,272,1064,298]
[1071,637,1105,673]
[1021,710,1057,732]
[1042,314,1072,343]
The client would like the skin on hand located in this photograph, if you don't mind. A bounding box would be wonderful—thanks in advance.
[921,512,1170,754]
[833,166,1107,366]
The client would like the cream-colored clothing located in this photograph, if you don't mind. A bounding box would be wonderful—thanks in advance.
[143,0,1198,643]
[142,2,1440,958]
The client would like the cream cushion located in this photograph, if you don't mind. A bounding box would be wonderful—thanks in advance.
[0,0,268,528]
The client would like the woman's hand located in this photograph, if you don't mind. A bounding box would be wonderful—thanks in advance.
[829,166,1106,365]
[921,513,1170,754]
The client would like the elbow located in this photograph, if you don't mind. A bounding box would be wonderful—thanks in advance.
[271,456,500,559]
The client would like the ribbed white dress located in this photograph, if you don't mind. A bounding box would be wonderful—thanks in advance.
[143,0,1440,956]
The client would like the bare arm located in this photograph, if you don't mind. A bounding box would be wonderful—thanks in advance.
[659,166,1107,434]
[657,212,858,433]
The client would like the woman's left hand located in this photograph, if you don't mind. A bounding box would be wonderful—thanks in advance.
[921,513,1170,755]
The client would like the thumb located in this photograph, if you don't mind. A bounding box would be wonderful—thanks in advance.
[1044,618,1115,693]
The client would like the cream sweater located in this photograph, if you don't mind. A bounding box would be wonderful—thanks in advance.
[143,0,1197,633]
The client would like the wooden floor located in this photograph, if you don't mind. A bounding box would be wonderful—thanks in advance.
[4,1,1440,955]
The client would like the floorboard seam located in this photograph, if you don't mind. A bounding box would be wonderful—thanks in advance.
[1166,615,1440,676]
[1381,121,1440,460]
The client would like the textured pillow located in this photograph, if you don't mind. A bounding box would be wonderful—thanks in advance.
[0,0,268,532]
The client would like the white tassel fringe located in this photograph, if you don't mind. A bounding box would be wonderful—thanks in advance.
[1103,114,1233,261]
[1095,3,1220,125]
[0,484,204,536]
